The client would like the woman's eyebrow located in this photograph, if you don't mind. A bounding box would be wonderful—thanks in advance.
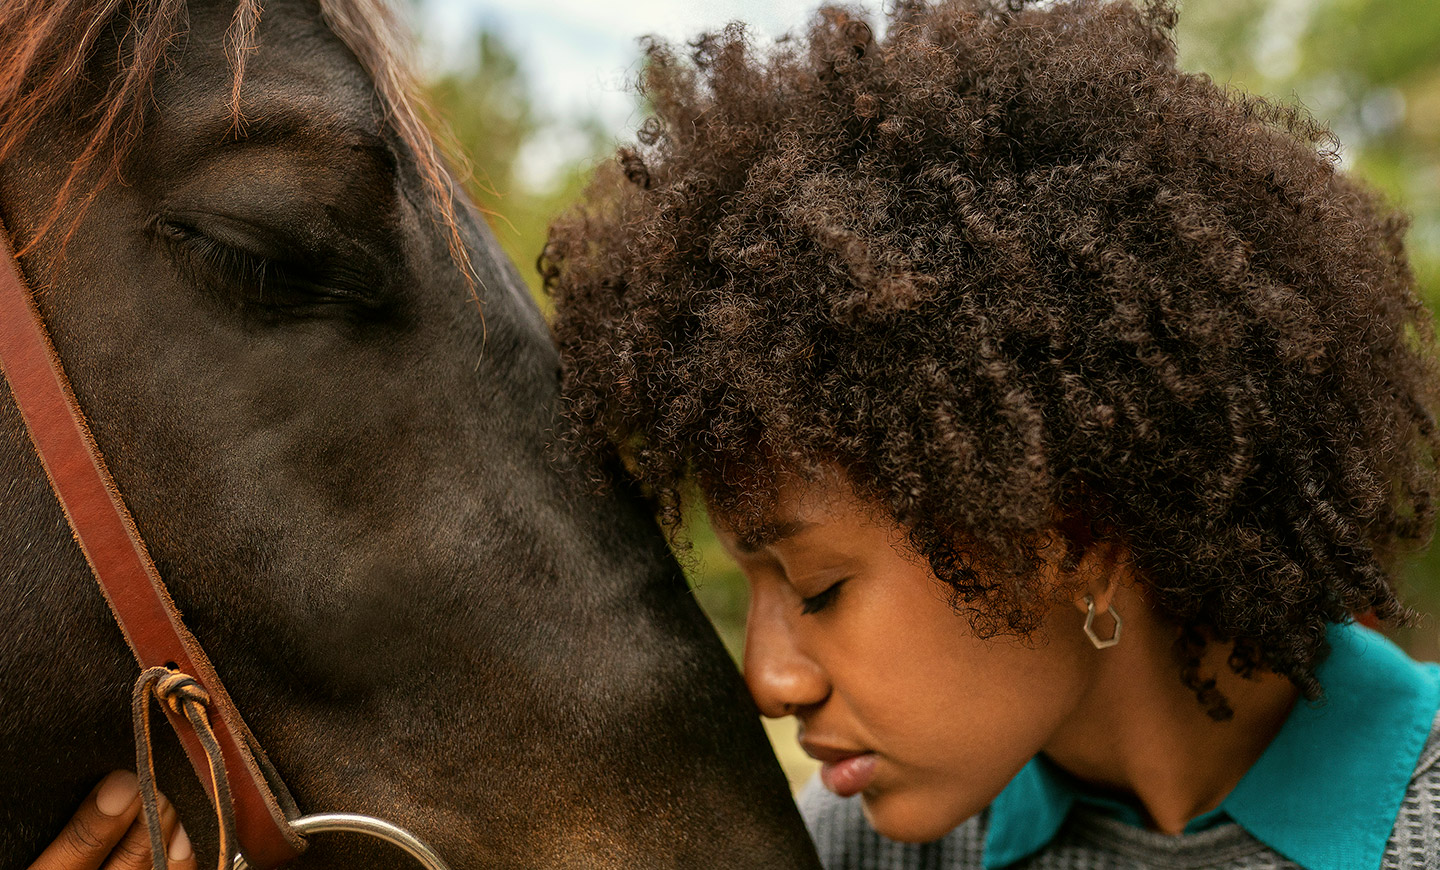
[737,519,816,553]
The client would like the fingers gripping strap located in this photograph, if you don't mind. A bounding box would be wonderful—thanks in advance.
[0,221,305,868]
[135,667,242,870]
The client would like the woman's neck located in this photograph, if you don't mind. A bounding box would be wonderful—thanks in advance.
[1041,585,1300,835]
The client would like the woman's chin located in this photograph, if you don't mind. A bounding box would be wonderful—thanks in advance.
[858,786,985,844]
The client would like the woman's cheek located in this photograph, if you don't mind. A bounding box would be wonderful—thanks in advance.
[854,633,1090,843]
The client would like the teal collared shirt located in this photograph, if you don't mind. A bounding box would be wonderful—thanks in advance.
[984,622,1440,870]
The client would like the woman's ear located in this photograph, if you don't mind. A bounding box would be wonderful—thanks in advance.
[1067,537,1128,616]
[1045,514,1132,620]
[1059,535,1128,650]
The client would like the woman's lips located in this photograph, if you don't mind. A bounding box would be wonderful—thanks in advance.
[804,743,879,797]
[819,752,877,797]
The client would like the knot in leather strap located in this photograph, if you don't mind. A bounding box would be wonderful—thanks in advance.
[134,667,242,870]
[155,672,212,716]
[0,216,304,868]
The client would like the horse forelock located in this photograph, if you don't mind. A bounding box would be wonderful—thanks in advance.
[0,0,474,295]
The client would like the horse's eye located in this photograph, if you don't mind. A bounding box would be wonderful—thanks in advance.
[155,216,387,314]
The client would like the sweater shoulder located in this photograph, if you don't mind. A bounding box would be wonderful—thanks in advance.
[1382,709,1440,870]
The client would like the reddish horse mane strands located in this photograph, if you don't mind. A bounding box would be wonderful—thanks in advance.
[0,0,189,248]
[0,0,473,291]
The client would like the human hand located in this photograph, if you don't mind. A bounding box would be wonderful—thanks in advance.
[26,771,196,870]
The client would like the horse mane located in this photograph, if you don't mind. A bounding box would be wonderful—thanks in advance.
[0,0,473,291]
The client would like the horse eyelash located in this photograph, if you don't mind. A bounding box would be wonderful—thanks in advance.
[159,220,386,311]
[161,222,353,307]
[162,223,284,295]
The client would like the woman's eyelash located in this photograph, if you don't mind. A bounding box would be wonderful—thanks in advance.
[800,579,847,615]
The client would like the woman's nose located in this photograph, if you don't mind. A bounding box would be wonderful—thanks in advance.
[743,584,829,718]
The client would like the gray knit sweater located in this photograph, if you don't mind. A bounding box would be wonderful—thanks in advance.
[797,714,1440,870]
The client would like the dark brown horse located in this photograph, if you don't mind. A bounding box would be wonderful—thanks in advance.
[0,1,820,867]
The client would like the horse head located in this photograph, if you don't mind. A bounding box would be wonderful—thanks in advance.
[0,1,819,867]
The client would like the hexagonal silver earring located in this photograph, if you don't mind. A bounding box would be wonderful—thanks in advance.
[1083,594,1122,649]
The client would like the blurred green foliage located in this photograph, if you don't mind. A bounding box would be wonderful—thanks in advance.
[424,30,609,313]
[422,0,1440,661]
[1177,0,1440,306]
[1175,0,1440,656]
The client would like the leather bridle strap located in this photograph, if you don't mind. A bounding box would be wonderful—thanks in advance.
[0,220,306,869]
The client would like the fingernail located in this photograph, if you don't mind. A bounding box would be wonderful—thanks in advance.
[169,824,192,861]
[96,770,139,816]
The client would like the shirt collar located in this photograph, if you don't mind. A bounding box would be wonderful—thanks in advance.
[983,622,1440,870]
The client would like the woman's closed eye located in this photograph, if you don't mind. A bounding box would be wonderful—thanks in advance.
[799,578,848,615]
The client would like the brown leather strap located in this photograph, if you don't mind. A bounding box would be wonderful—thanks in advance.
[0,219,305,868]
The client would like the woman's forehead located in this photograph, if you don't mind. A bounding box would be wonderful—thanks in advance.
[708,467,898,548]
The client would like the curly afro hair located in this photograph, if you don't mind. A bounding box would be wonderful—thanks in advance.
[542,0,1440,711]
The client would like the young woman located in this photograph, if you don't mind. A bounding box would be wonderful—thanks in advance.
[540,0,1440,866]
[36,0,1440,868]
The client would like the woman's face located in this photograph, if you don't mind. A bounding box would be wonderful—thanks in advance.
[712,472,1100,842]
